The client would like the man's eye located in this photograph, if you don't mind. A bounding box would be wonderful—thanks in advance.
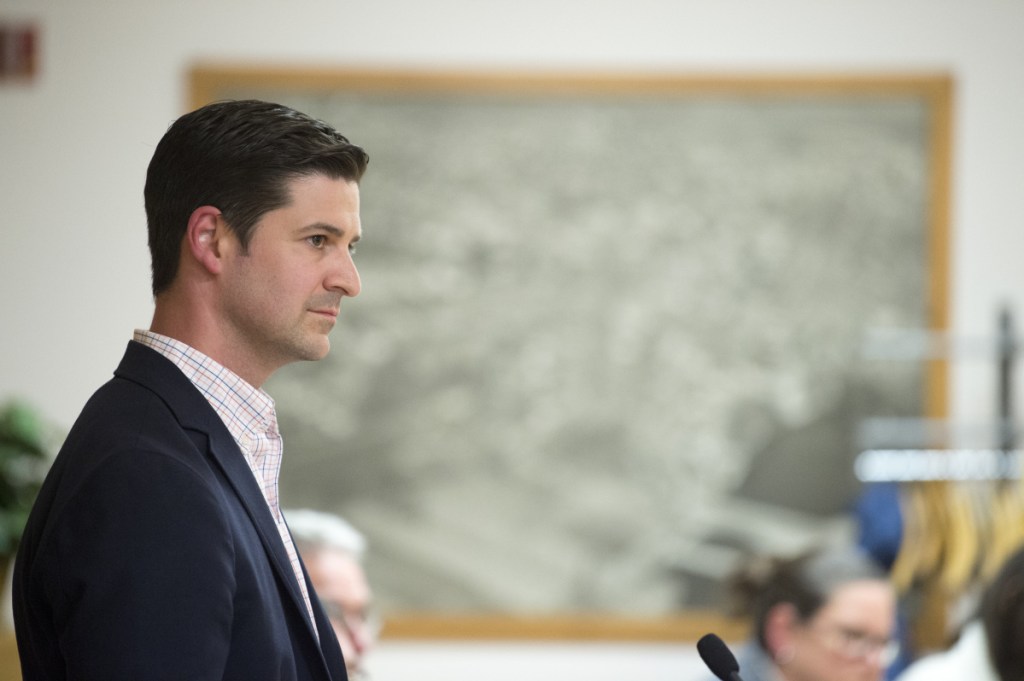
[348,243,358,256]
[308,235,327,248]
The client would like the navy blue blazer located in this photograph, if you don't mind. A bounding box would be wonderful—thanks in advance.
[13,341,348,681]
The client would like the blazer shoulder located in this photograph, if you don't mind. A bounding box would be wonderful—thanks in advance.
[47,343,235,507]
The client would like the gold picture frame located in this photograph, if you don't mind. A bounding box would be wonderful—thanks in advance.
[189,65,952,641]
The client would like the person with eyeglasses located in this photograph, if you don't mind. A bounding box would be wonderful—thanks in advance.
[287,508,379,680]
[703,545,898,681]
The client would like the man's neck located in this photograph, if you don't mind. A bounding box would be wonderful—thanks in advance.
[149,307,274,388]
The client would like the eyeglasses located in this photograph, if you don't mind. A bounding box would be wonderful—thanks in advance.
[321,601,382,645]
[811,624,900,666]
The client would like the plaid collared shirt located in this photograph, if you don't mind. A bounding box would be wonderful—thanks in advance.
[133,330,319,636]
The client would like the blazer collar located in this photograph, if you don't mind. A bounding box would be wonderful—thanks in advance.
[114,341,334,669]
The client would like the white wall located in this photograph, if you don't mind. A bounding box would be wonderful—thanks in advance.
[1,0,1023,677]
[366,641,711,681]
[2,0,1023,433]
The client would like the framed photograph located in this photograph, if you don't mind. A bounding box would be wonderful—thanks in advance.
[191,66,951,638]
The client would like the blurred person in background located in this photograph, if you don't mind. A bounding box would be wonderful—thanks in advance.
[705,545,898,681]
[288,508,378,680]
[895,544,1024,681]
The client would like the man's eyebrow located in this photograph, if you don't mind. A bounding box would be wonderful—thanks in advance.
[301,222,360,241]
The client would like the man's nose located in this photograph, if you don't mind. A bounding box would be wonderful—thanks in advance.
[328,251,361,297]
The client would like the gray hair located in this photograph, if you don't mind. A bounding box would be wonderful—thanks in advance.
[285,508,367,559]
[727,545,888,651]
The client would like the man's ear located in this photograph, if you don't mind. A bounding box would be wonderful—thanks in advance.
[185,206,227,275]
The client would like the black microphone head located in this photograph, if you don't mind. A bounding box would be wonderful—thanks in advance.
[697,633,740,681]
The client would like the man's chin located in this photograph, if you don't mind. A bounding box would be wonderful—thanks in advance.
[309,342,331,361]
[294,336,331,362]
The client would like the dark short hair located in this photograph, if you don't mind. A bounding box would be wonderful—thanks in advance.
[981,546,1024,680]
[144,99,369,296]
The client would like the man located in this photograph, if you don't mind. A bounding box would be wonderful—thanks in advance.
[287,509,378,680]
[13,99,369,681]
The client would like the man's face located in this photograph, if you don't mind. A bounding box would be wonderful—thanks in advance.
[305,548,375,677]
[218,174,361,382]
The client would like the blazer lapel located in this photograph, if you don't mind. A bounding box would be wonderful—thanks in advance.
[205,429,316,633]
[303,560,348,672]
[115,342,326,653]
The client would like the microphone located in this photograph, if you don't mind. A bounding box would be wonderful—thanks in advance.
[697,633,744,681]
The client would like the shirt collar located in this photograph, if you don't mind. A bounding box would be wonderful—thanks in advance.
[133,329,278,447]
